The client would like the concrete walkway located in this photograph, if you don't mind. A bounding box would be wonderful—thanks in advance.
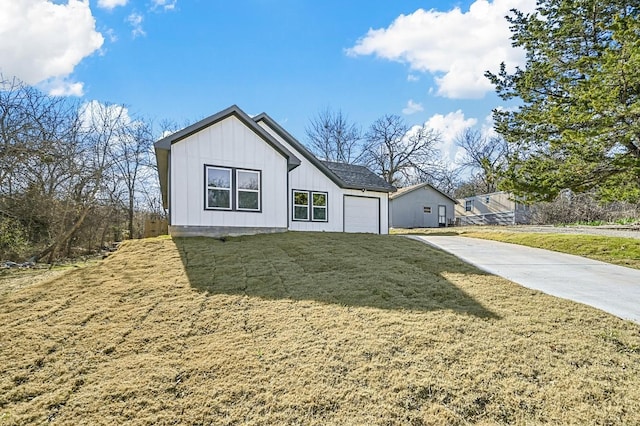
[410,236,640,323]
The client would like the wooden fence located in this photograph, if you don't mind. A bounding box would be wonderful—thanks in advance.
[143,219,168,238]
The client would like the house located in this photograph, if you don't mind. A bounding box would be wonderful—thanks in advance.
[455,191,530,225]
[153,105,396,237]
[389,183,457,228]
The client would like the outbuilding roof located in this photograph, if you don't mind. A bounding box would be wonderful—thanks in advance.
[390,182,458,204]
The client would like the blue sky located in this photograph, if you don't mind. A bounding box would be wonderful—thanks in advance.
[0,0,535,167]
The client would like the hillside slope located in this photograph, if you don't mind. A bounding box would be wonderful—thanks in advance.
[1,233,639,425]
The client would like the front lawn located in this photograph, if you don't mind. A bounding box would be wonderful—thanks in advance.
[1,233,639,424]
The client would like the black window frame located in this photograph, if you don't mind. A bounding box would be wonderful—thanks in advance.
[292,189,328,222]
[204,164,262,212]
[465,199,473,212]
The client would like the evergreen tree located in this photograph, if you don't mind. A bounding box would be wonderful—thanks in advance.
[487,0,640,202]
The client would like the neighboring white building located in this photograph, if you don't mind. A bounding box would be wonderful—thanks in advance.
[389,183,457,228]
[455,191,530,225]
[154,105,396,237]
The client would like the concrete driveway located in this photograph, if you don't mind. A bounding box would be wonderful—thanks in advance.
[410,235,640,324]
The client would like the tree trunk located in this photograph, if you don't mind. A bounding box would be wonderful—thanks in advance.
[128,193,135,239]
[35,205,93,264]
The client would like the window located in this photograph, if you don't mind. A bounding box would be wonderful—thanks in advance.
[465,199,473,212]
[312,192,327,221]
[293,190,309,220]
[485,196,490,204]
[292,190,328,222]
[206,166,231,209]
[237,170,260,211]
[205,165,261,211]
[423,206,432,213]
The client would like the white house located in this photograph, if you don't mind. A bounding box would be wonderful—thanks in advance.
[154,105,396,237]
[389,182,457,228]
[455,191,531,225]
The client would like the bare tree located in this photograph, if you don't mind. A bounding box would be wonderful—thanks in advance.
[362,114,441,186]
[34,101,128,262]
[455,128,508,193]
[423,162,463,196]
[454,175,490,198]
[0,77,166,262]
[305,108,363,163]
[113,117,155,238]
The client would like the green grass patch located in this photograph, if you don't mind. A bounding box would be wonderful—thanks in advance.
[463,231,640,269]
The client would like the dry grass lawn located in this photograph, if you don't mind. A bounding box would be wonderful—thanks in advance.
[1,232,640,425]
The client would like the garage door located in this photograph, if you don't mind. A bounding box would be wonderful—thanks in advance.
[344,196,379,234]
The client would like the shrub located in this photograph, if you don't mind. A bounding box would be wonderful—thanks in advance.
[0,216,30,261]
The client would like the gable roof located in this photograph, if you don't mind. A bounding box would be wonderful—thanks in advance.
[254,113,396,193]
[154,105,301,209]
[390,182,458,204]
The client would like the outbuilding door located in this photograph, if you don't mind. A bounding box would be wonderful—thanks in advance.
[344,195,380,234]
[438,205,447,227]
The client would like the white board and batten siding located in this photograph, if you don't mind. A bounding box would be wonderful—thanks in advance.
[170,116,288,229]
[258,121,390,234]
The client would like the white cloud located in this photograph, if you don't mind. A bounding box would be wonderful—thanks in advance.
[43,79,84,97]
[426,110,477,166]
[402,99,424,115]
[79,100,132,133]
[346,0,537,99]
[152,0,177,11]
[98,0,128,10]
[407,74,420,82]
[0,0,103,95]
[480,112,499,139]
[127,13,146,38]
[105,28,118,43]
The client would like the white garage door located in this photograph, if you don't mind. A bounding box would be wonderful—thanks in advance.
[344,196,379,234]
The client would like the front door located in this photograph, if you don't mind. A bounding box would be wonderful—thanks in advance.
[438,205,446,227]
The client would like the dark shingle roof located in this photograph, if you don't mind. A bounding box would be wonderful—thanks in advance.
[320,161,396,193]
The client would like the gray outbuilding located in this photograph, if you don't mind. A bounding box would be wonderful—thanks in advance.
[389,183,457,228]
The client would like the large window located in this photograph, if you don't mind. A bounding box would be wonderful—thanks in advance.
[236,170,260,211]
[205,165,261,211]
[293,190,309,220]
[206,166,232,209]
[312,192,327,221]
[465,199,473,212]
[293,190,328,222]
